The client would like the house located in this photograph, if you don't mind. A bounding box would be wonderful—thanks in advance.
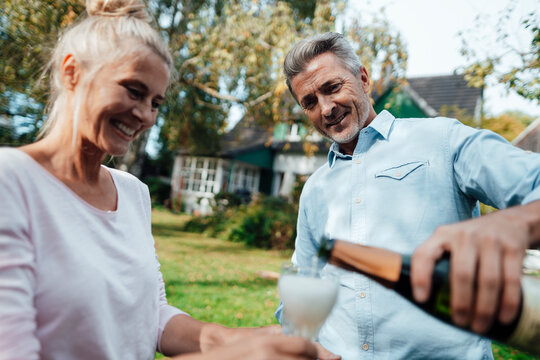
[512,117,540,153]
[374,74,483,124]
[512,118,540,271]
[171,118,329,214]
[171,74,483,214]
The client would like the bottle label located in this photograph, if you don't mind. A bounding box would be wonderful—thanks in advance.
[507,276,540,354]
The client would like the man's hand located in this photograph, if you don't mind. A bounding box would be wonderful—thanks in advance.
[411,201,540,334]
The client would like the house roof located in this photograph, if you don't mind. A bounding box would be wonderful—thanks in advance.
[220,117,329,156]
[220,117,270,156]
[406,74,483,117]
[220,74,483,156]
[512,117,540,153]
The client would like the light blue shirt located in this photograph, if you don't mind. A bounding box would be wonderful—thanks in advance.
[276,110,540,359]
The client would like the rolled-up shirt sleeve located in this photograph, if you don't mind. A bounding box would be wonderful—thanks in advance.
[449,119,540,209]
[0,170,40,359]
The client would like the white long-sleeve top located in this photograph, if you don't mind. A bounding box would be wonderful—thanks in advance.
[0,148,186,360]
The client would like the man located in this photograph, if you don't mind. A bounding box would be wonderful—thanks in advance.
[276,32,540,359]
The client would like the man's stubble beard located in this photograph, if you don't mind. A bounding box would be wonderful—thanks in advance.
[322,94,370,145]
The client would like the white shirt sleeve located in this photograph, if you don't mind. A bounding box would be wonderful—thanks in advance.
[138,181,188,352]
[155,255,188,353]
[0,165,40,359]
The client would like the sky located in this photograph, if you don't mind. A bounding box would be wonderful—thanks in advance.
[350,0,539,117]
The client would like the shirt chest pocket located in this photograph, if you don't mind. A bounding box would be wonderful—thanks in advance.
[370,160,431,247]
[372,160,430,225]
[374,160,428,181]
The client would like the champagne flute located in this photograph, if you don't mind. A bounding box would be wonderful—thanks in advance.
[278,259,338,340]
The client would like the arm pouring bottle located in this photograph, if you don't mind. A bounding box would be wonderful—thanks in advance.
[318,237,540,355]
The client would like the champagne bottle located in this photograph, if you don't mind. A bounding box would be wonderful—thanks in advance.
[317,237,540,355]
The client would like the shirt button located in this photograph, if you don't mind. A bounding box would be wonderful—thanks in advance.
[362,343,369,351]
[355,159,362,164]
[359,292,366,298]
[355,198,361,203]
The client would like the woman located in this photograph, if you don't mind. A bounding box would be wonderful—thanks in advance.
[0,0,324,358]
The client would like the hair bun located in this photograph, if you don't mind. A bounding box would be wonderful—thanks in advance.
[86,0,149,21]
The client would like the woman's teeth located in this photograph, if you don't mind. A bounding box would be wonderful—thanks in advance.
[112,120,136,137]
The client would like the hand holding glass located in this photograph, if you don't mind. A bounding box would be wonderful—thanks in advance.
[278,261,338,340]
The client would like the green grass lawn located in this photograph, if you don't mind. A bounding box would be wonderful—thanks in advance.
[151,208,539,359]
[152,208,289,328]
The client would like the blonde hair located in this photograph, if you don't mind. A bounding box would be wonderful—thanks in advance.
[39,0,173,139]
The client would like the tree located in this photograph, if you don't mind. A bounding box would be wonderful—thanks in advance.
[481,112,529,142]
[162,0,407,152]
[459,0,539,103]
[0,1,83,146]
[0,0,408,177]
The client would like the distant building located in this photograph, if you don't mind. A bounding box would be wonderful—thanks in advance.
[373,74,483,124]
[512,117,540,153]
[172,74,483,214]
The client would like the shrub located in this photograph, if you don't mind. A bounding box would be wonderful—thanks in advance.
[214,192,243,210]
[228,196,296,250]
[182,194,297,250]
[183,209,235,238]
[183,192,243,238]
[143,177,171,207]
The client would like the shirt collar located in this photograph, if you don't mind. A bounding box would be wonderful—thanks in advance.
[327,110,396,168]
[327,143,348,167]
[368,110,395,140]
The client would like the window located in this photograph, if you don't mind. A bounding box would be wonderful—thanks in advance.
[179,156,220,196]
[229,165,260,194]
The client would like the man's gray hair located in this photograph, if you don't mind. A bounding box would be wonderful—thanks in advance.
[284,32,362,100]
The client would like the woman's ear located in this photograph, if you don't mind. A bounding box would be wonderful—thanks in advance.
[61,54,80,90]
